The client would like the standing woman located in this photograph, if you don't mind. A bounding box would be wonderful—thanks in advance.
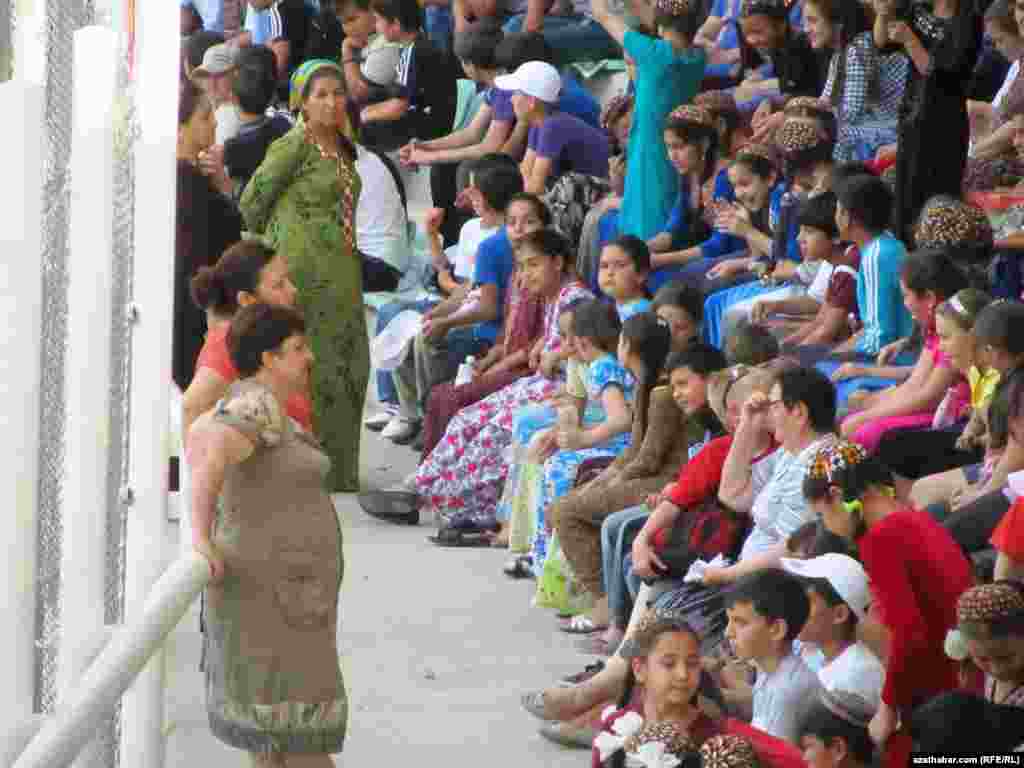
[875,0,983,243]
[188,304,346,766]
[241,62,368,492]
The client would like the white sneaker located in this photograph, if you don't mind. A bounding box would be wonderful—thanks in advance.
[381,415,421,444]
[364,409,396,431]
[401,471,419,491]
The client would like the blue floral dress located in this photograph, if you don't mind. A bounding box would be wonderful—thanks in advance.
[531,353,636,571]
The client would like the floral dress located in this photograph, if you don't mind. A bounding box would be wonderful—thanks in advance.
[531,353,636,572]
[240,124,367,492]
[415,279,593,526]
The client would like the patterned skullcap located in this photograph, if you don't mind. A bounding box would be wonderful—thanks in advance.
[668,104,716,128]
[656,0,693,16]
[695,90,739,117]
[807,440,867,485]
[820,689,876,729]
[774,119,829,154]
[784,96,834,117]
[624,722,697,756]
[914,196,995,251]
[741,0,789,18]
[957,582,1024,625]
[601,94,635,133]
[699,735,760,768]
[736,141,780,170]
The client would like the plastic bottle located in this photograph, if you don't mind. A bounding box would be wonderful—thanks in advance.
[455,356,476,387]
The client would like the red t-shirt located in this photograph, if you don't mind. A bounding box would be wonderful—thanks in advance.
[195,324,314,431]
[824,246,861,317]
[591,703,722,768]
[722,719,807,768]
[991,496,1024,560]
[857,507,973,712]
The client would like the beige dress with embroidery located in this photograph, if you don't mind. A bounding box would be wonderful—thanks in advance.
[204,381,346,755]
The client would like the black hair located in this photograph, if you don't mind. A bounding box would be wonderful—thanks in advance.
[805,576,859,636]
[337,0,371,10]
[453,19,504,68]
[724,569,810,644]
[800,698,875,765]
[833,174,892,234]
[900,249,968,303]
[519,228,574,274]
[652,280,704,326]
[191,240,280,316]
[494,31,555,69]
[803,451,893,506]
[474,164,524,214]
[732,150,777,181]
[506,191,552,224]
[622,313,673,438]
[727,321,781,366]
[469,152,521,179]
[606,235,652,274]
[775,366,837,434]
[797,191,839,238]
[808,522,857,558]
[572,299,621,354]
[186,30,225,70]
[910,692,1024,754]
[369,0,422,30]
[665,341,728,378]
[227,303,306,378]
[654,6,700,40]
[783,134,837,180]
[973,300,1024,356]
[828,161,873,191]
[233,46,278,114]
[804,0,873,111]
[664,116,719,184]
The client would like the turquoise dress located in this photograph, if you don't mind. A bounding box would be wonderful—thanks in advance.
[619,31,706,241]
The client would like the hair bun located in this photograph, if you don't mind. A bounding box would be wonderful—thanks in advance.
[190,264,225,311]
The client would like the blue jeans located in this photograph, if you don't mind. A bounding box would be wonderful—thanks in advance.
[424,5,453,52]
[648,255,730,294]
[502,14,618,65]
[373,298,437,406]
[600,505,649,626]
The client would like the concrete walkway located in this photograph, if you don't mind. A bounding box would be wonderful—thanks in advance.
[163,421,595,767]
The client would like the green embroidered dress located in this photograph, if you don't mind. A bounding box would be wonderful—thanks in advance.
[241,124,368,492]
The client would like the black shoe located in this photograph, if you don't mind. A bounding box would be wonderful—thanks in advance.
[558,660,605,687]
[357,491,420,525]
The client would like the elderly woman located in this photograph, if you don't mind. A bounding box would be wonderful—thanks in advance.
[188,303,345,766]
[241,61,367,492]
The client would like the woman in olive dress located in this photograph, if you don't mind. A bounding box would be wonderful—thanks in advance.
[189,303,345,766]
[241,61,367,492]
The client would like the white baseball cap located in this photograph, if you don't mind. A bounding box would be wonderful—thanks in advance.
[780,553,870,620]
[494,61,562,104]
[192,42,240,78]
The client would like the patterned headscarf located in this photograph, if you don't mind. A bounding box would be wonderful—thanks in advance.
[601,94,635,134]
[695,90,739,118]
[807,440,867,486]
[957,582,1024,625]
[774,119,829,155]
[289,59,344,111]
[624,722,697,757]
[784,96,834,118]
[741,0,789,19]
[736,142,781,172]
[656,0,693,15]
[820,689,876,729]
[914,196,995,252]
[668,104,716,129]
[699,735,760,768]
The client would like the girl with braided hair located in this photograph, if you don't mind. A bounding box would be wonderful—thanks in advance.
[589,0,707,241]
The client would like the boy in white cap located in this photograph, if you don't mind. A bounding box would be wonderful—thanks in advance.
[781,553,886,709]
[191,42,243,143]
[495,60,611,195]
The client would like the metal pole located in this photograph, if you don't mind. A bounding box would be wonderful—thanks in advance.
[119,0,179,762]
[0,77,45,766]
[58,25,118,768]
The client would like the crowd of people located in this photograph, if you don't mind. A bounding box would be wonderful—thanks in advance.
[176,0,1024,764]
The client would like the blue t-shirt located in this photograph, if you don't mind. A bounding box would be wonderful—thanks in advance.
[586,353,636,408]
[856,232,913,355]
[528,112,610,178]
[182,0,224,32]
[487,76,600,128]
[617,298,652,320]
[473,228,517,343]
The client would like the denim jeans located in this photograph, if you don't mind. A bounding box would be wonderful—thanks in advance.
[425,5,453,52]
[373,298,437,407]
[600,505,649,626]
[502,14,618,65]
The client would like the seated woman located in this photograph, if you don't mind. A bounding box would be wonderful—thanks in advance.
[520,365,837,727]
[839,249,969,453]
[949,581,1024,709]
[694,89,745,175]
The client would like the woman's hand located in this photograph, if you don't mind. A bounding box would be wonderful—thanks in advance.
[194,536,226,584]
[868,701,899,747]
[749,300,776,325]
[424,207,445,238]
[632,533,668,579]
[533,429,561,461]
[423,316,449,343]
[877,338,906,366]
[557,424,586,450]
[832,363,865,382]
[702,565,734,586]
[840,412,870,438]
[707,255,750,281]
[886,19,912,46]
[609,154,626,195]
[714,203,753,238]
[539,351,560,379]
[751,100,774,130]
[751,111,785,143]
[198,144,233,196]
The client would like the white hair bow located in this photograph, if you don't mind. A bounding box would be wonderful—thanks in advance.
[625,742,684,768]
[594,710,645,762]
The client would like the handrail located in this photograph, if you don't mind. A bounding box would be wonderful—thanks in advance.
[13,552,211,768]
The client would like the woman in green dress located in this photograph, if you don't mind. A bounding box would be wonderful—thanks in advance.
[241,61,367,492]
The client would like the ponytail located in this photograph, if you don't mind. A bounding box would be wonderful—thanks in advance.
[190,239,277,316]
[621,313,672,440]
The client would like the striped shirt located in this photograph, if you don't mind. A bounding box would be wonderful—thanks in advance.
[855,232,912,356]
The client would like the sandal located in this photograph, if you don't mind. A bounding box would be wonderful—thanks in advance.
[575,635,613,657]
[560,615,605,635]
[427,528,492,547]
[357,491,419,525]
[503,555,534,579]
[521,690,556,721]
[558,660,605,687]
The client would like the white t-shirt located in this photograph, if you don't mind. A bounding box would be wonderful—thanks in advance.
[215,102,242,145]
[355,146,409,273]
[751,652,823,744]
[818,643,885,709]
[971,60,1021,155]
[807,261,833,304]
[361,33,404,87]
[449,218,499,282]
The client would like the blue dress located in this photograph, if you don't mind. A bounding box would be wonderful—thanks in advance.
[619,31,706,241]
